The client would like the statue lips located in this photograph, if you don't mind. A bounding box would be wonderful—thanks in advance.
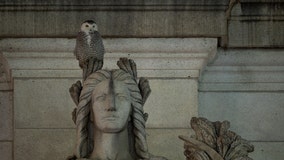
[102,115,119,121]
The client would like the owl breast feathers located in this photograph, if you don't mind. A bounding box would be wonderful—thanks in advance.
[74,31,105,68]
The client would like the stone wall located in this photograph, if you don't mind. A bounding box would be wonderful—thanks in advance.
[0,0,283,160]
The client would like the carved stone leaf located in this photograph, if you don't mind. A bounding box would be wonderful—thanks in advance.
[180,117,254,160]
[139,77,151,105]
[191,117,217,149]
[117,57,137,80]
[225,137,254,160]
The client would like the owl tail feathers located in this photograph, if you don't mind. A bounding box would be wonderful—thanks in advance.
[83,57,103,80]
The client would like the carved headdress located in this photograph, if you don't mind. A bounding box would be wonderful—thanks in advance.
[68,57,154,159]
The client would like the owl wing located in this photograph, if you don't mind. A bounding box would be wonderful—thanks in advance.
[90,31,105,60]
[74,31,91,62]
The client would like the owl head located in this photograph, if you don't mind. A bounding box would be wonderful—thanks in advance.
[80,20,98,33]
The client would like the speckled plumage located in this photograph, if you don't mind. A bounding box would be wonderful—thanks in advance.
[74,31,104,68]
[74,20,105,80]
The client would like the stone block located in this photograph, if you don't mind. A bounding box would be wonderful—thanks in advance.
[199,92,284,141]
[146,79,198,128]
[14,78,198,129]
[228,2,284,47]
[14,79,77,129]
[0,1,228,37]
[147,129,193,160]
[250,142,284,160]
[14,129,76,160]
[200,49,284,91]
[228,20,284,47]
[0,142,12,160]
[0,91,12,140]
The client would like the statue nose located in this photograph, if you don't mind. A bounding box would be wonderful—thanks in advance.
[106,95,116,111]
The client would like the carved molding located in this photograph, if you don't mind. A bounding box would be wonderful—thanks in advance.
[0,38,217,79]
[200,49,284,91]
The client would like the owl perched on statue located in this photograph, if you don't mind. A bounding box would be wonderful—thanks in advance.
[74,20,105,80]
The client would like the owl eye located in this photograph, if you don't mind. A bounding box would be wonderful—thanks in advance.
[85,24,89,27]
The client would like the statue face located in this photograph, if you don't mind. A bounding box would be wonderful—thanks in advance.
[91,79,132,133]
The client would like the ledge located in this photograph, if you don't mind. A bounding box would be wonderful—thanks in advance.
[1,38,217,79]
[199,49,284,91]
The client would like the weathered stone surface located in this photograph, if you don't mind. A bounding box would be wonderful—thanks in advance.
[0,142,12,160]
[14,129,76,160]
[250,142,284,160]
[147,129,194,160]
[199,92,284,141]
[145,79,198,128]
[0,1,228,38]
[200,49,284,91]
[228,1,284,47]
[0,91,12,140]
[14,79,77,129]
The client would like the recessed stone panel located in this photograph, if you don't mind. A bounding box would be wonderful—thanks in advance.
[145,79,198,128]
[14,79,77,129]
[14,129,76,160]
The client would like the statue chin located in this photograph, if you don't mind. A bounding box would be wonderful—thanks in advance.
[96,121,128,133]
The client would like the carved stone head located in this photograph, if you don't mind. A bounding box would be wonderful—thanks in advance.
[75,69,149,159]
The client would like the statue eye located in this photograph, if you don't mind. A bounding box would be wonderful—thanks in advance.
[96,94,106,101]
[85,24,89,27]
[116,94,128,100]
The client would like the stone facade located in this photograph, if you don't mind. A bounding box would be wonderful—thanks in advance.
[0,0,283,160]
